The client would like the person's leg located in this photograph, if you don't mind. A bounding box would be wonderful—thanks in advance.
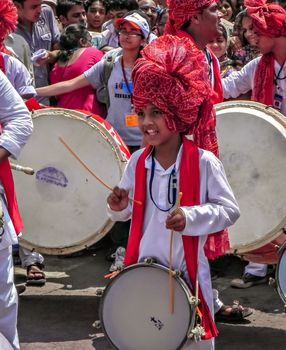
[212,288,223,314]
[19,246,46,285]
[231,262,268,288]
[0,246,20,350]
[18,246,44,267]
[244,262,268,277]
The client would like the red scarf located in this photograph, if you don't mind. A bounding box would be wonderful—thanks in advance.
[252,53,275,105]
[0,51,24,235]
[124,137,218,340]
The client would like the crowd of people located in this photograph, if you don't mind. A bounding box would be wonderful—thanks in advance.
[0,0,286,349]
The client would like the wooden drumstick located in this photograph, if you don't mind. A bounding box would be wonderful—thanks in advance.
[169,192,183,314]
[59,137,142,206]
[10,163,35,175]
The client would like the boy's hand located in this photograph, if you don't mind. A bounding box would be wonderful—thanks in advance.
[107,186,129,211]
[165,208,186,232]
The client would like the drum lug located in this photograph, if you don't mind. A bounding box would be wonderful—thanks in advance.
[173,270,183,278]
[92,320,101,329]
[95,287,105,297]
[144,257,156,265]
[268,277,277,289]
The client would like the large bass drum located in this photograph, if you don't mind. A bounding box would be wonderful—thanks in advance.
[14,108,129,255]
[215,101,286,264]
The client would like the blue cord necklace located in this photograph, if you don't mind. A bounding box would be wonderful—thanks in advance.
[149,152,177,212]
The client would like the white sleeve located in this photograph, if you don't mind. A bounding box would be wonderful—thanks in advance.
[5,55,36,98]
[0,70,33,158]
[222,57,260,99]
[180,153,240,237]
[106,150,143,222]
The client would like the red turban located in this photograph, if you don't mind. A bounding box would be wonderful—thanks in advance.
[165,0,217,35]
[245,0,286,38]
[0,0,18,51]
[132,35,212,133]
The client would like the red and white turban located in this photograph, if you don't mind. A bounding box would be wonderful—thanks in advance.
[0,0,18,50]
[245,0,286,38]
[165,0,217,35]
[132,35,212,133]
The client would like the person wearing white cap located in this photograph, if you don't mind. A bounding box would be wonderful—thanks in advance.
[36,10,151,151]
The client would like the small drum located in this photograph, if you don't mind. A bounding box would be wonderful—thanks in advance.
[276,242,286,305]
[14,108,129,255]
[100,261,194,350]
[215,101,286,264]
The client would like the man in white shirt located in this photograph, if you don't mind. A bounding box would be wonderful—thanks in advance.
[0,70,33,350]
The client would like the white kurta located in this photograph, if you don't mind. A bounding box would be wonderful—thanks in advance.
[107,144,240,350]
[0,70,33,350]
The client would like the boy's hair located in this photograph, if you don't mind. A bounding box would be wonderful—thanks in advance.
[84,0,108,13]
[105,0,138,14]
[56,0,85,18]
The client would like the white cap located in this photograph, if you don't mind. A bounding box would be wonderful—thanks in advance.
[116,13,150,39]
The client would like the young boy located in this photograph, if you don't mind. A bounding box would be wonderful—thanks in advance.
[107,35,240,350]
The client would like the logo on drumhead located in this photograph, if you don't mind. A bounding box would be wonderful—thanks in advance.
[150,317,164,330]
[36,167,68,188]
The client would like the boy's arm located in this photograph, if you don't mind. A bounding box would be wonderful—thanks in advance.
[106,152,139,222]
[179,153,240,237]
[222,57,260,99]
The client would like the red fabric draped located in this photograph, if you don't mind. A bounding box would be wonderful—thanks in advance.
[124,137,218,340]
[245,0,286,38]
[251,53,275,105]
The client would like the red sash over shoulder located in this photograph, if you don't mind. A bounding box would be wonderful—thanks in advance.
[124,137,218,340]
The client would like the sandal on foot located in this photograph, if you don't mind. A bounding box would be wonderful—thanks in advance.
[215,300,253,323]
[26,263,46,286]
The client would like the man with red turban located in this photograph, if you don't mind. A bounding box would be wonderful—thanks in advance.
[164,0,255,323]
[165,0,231,271]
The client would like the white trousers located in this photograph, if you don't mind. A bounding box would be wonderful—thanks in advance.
[0,246,19,350]
[18,245,44,268]
[244,262,268,277]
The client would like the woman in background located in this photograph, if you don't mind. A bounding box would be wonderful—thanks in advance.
[50,23,105,117]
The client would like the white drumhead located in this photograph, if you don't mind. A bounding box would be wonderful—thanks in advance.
[100,264,192,350]
[14,108,128,255]
[277,243,286,304]
[215,101,286,253]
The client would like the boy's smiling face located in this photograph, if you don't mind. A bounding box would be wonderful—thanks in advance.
[137,104,177,147]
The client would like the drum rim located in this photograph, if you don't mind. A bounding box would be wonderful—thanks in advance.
[18,108,129,255]
[276,241,286,305]
[216,100,286,254]
[215,100,286,129]
[99,261,193,350]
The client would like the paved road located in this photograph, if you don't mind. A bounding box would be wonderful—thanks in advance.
[15,248,286,350]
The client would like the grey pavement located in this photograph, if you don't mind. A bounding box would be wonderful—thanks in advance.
[15,249,286,350]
